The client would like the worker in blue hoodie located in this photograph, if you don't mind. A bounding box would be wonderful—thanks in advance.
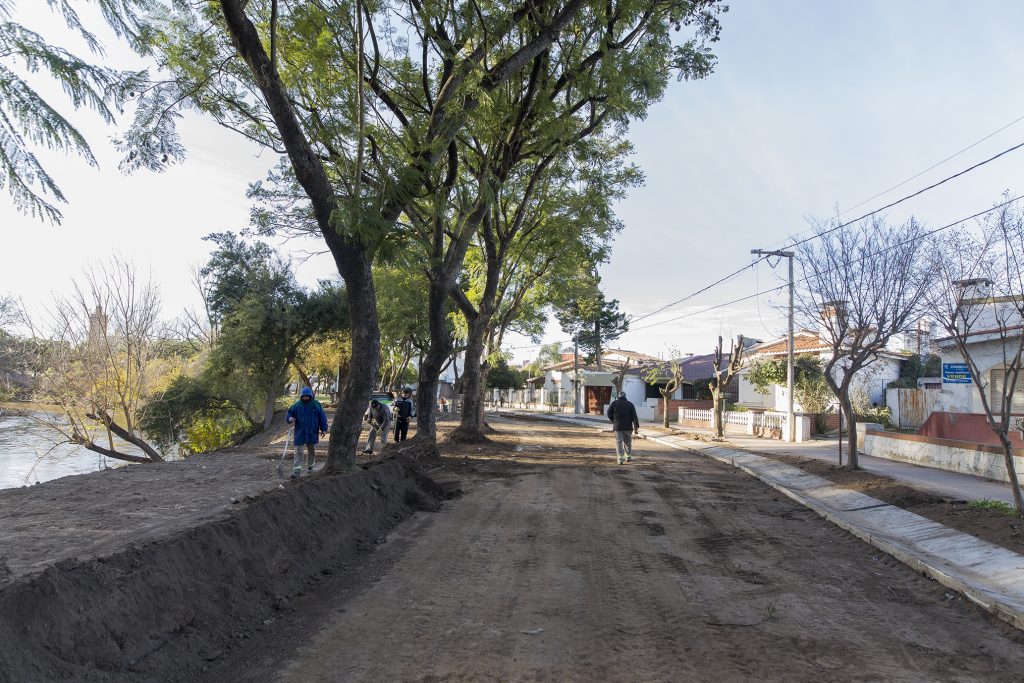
[286,386,329,478]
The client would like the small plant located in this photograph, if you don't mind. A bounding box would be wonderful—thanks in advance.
[967,498,1015,516]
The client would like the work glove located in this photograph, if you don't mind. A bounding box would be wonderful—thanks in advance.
[286,417,294,424]
[320,431,328,438]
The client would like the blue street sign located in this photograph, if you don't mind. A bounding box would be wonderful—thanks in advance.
[942,363,972,384]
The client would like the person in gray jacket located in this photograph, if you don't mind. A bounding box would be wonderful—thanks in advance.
[607,391,640,464]
[363,399,391,454]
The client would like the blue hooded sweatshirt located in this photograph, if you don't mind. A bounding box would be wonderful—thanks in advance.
[287,387,329,445]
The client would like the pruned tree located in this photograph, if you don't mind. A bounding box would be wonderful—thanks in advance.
[710,334,744,438]
[642,350,685,428]
[612,358,633,397]
[32,258,167,463]
[925,200,1024,515]
[796,217,929,468]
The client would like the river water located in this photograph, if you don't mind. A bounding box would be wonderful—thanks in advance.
[0,409,143,490]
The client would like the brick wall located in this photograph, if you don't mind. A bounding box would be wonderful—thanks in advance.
[656,399,712,421]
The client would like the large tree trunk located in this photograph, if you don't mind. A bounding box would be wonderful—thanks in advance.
[997,431,1024,516]
[326,253,380,472]
[449,317,489,442]
[841,396,858,469]
[415,278,451,439]
[712,389,724,438]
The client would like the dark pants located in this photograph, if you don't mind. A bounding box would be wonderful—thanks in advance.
[394,418,410,442]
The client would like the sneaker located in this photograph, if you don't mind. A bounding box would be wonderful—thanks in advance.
[290,472,301,479]
[617,459,624,465]
[362,449,373,454]
[307,466,313,473]
[625,457,632,463]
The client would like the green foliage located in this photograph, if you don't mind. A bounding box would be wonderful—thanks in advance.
[555,271,629,359]
[887,354,942,389]
[487,358,526,390]
[140,374,256,455]
[748,355,833,414]
[967,498,1015,516]
[0,1,146,223]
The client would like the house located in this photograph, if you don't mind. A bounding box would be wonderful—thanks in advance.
[527,349,733,419]
[919,278,1024,445]
[528,349,663,414]
[737,330,903,412]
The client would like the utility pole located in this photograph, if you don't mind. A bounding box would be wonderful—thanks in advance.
[752,248,795,442]
[573,337,581,414]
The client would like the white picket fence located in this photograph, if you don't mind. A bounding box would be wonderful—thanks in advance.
[679,408,789,435]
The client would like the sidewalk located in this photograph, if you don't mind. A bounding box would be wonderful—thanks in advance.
[498,408,1015,504]
[497,409,1024,632]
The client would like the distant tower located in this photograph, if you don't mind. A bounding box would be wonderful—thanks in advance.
[87,305,108,342]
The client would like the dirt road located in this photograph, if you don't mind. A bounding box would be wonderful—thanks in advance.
[214,419,1024,682]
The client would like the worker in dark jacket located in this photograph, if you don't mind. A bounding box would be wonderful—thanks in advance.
[607,391,640,464]
[392,387,416,442]
[286,386,329,478]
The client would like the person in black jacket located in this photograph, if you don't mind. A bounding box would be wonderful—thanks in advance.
[393,388,416,442]
[607,391,640,464]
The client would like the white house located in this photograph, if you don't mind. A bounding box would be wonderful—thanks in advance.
[737,331,903,412]
[529,349,667,415]
[929,278,1024,416]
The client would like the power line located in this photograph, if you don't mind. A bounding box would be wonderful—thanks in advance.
[627,136,1024,327]
[764,113,1024,250]
[625,194,1023,334]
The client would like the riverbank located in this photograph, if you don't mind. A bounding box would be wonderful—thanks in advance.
[0,422,446,681]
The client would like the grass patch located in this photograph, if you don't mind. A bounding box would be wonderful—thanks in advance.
[967,498,1016,516]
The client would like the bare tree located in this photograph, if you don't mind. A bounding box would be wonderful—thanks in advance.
[32,258,166,463]
[796,217,928,468]
[643,350,685,429]
[711,335,745,438]
[925,202,1024,515]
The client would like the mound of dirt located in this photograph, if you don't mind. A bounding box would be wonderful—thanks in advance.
[0,461,444,682]
[444,425,493,444]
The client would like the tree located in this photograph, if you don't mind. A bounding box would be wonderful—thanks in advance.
[887,353,942,389]
[127,0,635,471]
[796,217,929,469]
[710,335,744,438]
[925,201,1024,515]
[391,0,725,441]
[747,355,832,413]
[0,0,145,223]
[642,350,685,428]
[556,272,630,371]
[201,233,348,429]
[31,258,169,463]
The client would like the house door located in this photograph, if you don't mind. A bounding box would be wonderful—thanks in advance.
[587,386,612,414]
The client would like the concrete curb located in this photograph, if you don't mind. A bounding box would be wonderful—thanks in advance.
[497,409,1024,632]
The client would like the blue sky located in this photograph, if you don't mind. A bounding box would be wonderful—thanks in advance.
[3,1,1024,361]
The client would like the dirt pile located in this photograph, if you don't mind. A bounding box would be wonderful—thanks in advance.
[0,461,444,682]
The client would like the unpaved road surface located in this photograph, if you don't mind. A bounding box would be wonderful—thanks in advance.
[213,419,1024,682]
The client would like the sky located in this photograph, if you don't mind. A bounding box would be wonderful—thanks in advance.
[3,1,1024,362]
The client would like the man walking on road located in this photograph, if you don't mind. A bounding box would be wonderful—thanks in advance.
[607,391,639,464]
[286,386,329,478]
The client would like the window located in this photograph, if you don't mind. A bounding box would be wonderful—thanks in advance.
[989,368,1024,413]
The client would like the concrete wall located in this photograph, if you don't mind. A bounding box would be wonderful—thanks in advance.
[863,430,1024,484]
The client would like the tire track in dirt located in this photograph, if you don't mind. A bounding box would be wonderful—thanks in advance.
[265,420,1024,682]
